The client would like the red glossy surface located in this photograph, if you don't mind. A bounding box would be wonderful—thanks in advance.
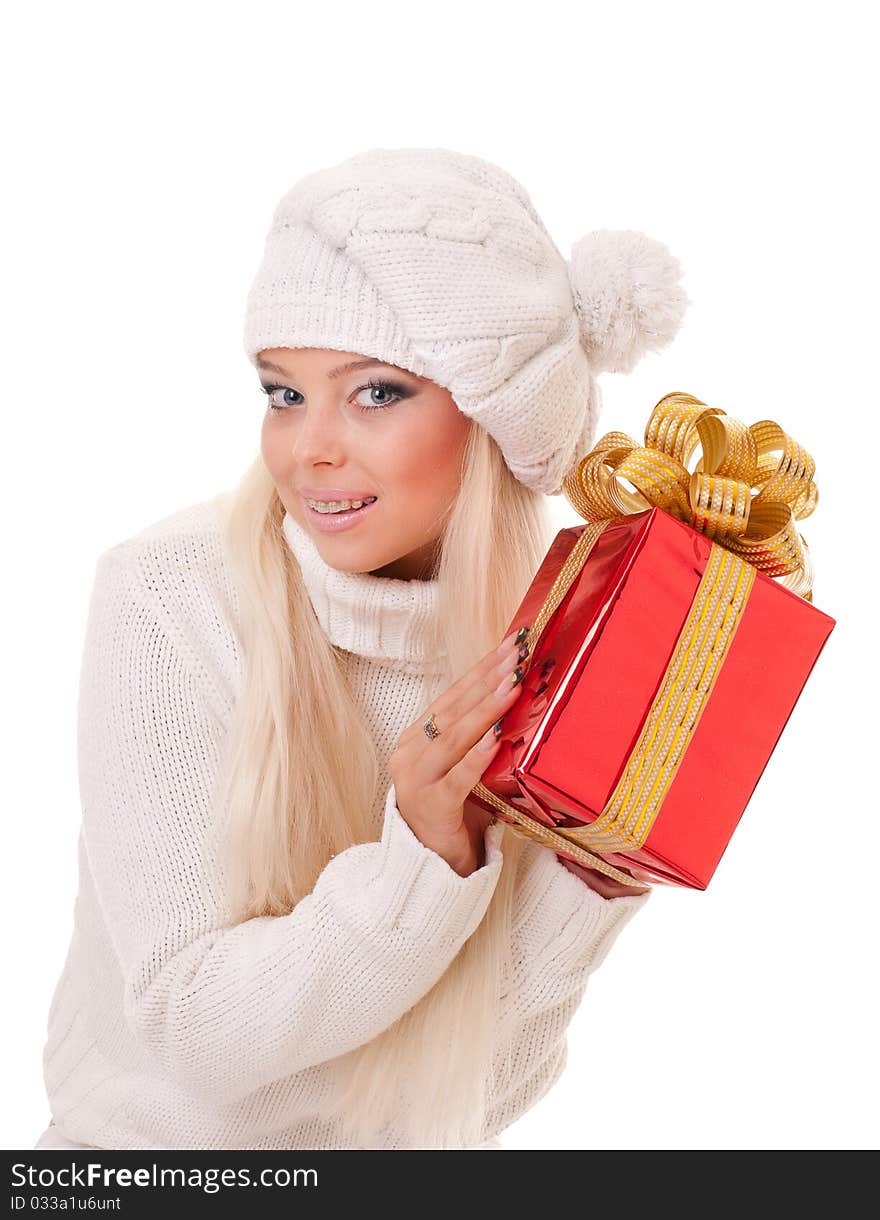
[476,507,837,889]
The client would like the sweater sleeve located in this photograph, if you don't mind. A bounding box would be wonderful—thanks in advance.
[76,549,504,1106]
[481,838,649,1138]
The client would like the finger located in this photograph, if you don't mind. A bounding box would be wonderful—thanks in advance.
[417,646,528,787]
[397,625,529,747]
[441,701,520,807]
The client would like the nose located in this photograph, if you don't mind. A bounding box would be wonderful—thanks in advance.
[290,398,348,466]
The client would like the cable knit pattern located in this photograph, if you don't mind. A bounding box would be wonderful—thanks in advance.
[38,497,648,1150]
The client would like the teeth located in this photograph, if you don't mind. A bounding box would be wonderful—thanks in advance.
[306,497,377,514]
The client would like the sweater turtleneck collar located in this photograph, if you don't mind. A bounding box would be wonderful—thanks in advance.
[281,510,445,666]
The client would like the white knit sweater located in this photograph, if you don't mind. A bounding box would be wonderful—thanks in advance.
[40,497,648,1150]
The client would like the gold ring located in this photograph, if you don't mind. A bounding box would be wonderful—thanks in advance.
[423,712,441,740]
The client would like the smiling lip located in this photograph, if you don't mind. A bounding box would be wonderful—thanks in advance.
[304,497,379,533]
[300,488,378,501]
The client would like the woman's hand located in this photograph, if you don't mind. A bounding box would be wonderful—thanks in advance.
[390,626,530,877]
[556,854,651,898]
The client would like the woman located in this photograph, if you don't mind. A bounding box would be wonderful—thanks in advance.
[34,146,688,1150]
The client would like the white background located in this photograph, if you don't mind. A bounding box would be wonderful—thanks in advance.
[4,1,877,1152]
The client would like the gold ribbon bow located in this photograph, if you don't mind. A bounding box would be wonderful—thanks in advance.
[564,390,818,602]
[472,392,820,887]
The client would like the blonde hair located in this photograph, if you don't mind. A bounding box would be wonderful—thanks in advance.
[210,419,557,1148]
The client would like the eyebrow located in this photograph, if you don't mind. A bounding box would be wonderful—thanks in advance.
[255,356,411,381]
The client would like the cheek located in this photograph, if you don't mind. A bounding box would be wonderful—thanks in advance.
[382,442,446,505]
[388,417,468,494]
[426,424,470,496]
[260,420,285,475]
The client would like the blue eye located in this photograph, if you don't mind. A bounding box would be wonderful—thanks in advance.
[260,378,408,413]
[260,385,301,411]
[356,379,406,410]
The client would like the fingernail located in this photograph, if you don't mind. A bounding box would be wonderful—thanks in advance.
[493,719,503,738]
[480,723,500,750]
[515,626,530,645]
[496,667,524,696]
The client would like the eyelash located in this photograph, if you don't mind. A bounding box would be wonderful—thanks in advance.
[260,378,407,413]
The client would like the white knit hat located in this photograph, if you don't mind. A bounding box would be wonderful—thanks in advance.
[243,146,690,496]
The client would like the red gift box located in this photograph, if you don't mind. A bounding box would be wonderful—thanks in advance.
[470,393,837,890]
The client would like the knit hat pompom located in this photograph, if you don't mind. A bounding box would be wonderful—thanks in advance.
[568,230,690,375]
